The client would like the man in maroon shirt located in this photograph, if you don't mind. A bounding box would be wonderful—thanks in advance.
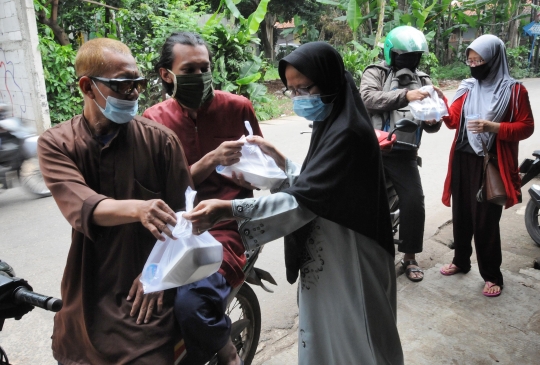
[143,31,261,365]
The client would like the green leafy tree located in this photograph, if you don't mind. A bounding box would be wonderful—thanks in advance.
[34,0,282,121]
[209,0,325,59]
[37,25,82,124]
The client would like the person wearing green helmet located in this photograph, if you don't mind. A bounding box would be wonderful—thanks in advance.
[360,25,442,282]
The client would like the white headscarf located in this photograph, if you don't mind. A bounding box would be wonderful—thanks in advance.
[451,34,518,155]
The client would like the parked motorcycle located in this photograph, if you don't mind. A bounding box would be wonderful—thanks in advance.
[178,245,276,365]
[519,152,540,247]
[0,260,63,365]
[0,104,50,198]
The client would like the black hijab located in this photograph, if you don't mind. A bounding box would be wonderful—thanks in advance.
[279,42,394,284]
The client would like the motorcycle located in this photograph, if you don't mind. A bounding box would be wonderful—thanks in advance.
[0,247,275,365]
[177,245,276,365]
[519,152,540,247]
[0,104,50,198]
[0,260,63,365]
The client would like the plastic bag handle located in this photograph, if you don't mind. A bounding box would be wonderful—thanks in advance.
[172,187,197,238]
[185,186,196,212]
[244,121,253,137]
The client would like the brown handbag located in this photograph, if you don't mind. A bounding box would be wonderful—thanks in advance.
[476,140,507,206]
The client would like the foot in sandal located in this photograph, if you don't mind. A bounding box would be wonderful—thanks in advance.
[401,255,424,282]
[483,281,502,297]
[440,263,462,276]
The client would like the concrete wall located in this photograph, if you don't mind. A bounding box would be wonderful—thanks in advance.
[0,0,50,133]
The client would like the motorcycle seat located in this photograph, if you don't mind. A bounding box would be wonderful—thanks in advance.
[533,150,540,158]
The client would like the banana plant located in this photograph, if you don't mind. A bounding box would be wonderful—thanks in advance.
[280,15,320,43]
[317,0,370,34]
[203,0,272,119]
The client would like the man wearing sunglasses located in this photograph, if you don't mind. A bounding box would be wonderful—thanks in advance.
[143,31,261,365]
[37,38,193,364]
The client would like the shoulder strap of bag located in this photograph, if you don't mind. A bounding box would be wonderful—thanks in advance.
[476,140,493,203]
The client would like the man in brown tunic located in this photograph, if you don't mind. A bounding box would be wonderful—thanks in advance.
[38,38,192,364]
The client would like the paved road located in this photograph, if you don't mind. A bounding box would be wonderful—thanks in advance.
[2,78,540,364]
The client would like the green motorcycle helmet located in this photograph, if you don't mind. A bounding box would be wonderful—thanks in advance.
[384,26,429,66]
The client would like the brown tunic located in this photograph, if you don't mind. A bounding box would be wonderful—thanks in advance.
[38,115,193,365]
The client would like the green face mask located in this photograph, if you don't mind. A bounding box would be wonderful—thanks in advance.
[167,70,214,110]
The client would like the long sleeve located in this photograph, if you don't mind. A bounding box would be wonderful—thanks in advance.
[360,66,409,113]
[38,126,108,240]
[498,84,534,142]
[232,192,316,250]
[232,159,315,250]
[442,93,465,131]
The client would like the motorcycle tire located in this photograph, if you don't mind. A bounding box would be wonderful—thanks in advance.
[525,199,540,247]
[208,284,261,365]
[19,158,51,198]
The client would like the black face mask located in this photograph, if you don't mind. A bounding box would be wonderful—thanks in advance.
[394,53,421,71]
[470,63,491,81]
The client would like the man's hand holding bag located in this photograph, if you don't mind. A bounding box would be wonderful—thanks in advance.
[140,187,223,293]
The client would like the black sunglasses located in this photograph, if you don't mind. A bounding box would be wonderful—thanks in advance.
[89,76,148,95]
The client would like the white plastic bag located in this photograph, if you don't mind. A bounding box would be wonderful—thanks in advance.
[408,85,449,121]
[216,121,287,190]
[140,187,223,293]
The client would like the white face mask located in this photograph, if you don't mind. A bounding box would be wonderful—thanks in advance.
[92,80,138,124]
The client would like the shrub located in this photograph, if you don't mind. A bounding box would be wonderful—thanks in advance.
[38,26,83,124]
[418,52,439,75]
[263,65,280,81]
[339,41,381,85]
[431,62,470,81]
[507,45,534,79]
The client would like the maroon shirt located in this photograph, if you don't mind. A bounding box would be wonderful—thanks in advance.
[38,115,193,364]
[143,91,262,287]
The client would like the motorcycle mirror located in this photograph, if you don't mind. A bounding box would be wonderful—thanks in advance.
[387,118,419,141]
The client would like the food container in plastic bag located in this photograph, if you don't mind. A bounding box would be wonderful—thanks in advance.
[216,121,287,190]
[408,85,449,121]
[140,187,223,293]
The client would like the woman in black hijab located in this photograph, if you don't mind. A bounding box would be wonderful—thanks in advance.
[184,42,403,365]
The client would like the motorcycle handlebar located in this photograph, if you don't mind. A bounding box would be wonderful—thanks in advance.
[395,140,419,149]
[13,287,62,312]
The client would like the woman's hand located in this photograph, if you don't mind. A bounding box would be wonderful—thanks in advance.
[432,86,445,99]
[183,199,234,234]
[231,171,259,191]
[467,119,500,134]
[246,136,287,171]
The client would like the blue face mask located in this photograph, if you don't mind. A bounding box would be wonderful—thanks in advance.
[92,80,138,124]
[292,95,333,121]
